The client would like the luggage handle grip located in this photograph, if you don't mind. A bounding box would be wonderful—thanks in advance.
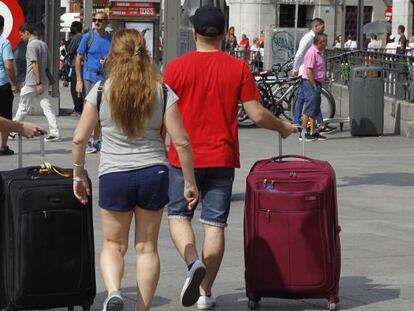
[272,154,317,163]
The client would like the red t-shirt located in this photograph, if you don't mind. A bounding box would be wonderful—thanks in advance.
[163,51,260,168]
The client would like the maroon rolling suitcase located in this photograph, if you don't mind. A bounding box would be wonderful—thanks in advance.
[244,137,341,310]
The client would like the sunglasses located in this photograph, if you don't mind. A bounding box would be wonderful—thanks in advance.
[93,18,105,23]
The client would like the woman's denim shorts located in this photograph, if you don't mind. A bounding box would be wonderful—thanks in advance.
[99,165,169,212]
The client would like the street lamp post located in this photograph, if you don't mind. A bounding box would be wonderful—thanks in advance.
[357,0,364,49]
[294,0,299,55]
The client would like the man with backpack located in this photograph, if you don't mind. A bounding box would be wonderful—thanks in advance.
[65,21,83,117]
[75,12,111,153]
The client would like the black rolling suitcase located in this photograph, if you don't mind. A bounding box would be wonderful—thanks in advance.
[0,137,96,311]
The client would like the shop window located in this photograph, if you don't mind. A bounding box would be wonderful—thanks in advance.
[279,4,313,28]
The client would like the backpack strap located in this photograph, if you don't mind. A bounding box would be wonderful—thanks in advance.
[160,83,168,135]
[85,29,94,61]
[97,80,105,113]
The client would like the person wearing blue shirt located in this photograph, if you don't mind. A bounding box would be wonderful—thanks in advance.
[0,15,20,155]
[75,12,111,154]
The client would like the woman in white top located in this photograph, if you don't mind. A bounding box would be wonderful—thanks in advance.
[72,29,198,311]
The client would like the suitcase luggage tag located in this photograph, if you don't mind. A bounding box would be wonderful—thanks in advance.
[18,135,70,178]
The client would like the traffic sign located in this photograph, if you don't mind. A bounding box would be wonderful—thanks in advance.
[385,6,392,22]
[0,0,25,49]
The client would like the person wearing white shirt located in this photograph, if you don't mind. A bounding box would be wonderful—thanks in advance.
[385,35,398,54]
[344,35,357,49]
[367,34,382,51]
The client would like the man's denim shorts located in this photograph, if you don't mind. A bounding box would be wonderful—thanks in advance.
[99,165,169,212]
[302,79,321,117]
[168,166,235,228]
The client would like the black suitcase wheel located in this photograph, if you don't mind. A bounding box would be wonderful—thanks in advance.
[248,299,260,309]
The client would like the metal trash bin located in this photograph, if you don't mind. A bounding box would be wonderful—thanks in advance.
[349,66,384,136]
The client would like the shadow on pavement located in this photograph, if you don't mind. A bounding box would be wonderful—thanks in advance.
[339,276,400,309]
[338,173,414,187]
[215,276,399,310]
[94,287,171,309]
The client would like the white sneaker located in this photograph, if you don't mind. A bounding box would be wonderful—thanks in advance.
[197,295,216,310]
[180,259,206,307]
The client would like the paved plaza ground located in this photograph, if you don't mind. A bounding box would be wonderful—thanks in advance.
[1,85,413,310]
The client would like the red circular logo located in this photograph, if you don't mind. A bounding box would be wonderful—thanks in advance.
[0,0,25,49]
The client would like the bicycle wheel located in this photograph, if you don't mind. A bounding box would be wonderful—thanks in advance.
[321,87,336,119]
[271,84,294,121]
[238,103,255,127]
[291,86,336,121]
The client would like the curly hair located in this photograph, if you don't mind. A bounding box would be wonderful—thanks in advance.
[104,28,160,139]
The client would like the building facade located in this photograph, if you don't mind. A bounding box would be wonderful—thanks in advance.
[227,0,392,47]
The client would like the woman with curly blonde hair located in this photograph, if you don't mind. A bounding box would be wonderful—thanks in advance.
[72,28,198,311]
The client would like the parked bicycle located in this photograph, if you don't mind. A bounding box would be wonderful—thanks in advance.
[238,61,336,127]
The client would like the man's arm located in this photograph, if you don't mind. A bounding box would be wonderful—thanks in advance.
[31,61,44,94]
[293,34,312,72]
[242,100,297,138]
[0,117,46,138]
[306,68,317,89]
[75,53,84,94]
[4,60,20,92]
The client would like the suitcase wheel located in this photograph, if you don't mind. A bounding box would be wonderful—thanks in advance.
[248,299,260,309]
[328,297,339,311]
[328,302,338,311]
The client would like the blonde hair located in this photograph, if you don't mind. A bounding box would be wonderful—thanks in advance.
[104,29,160,139]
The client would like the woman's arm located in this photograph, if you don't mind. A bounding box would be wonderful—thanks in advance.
[71,102,98,204]
[164,104,198,209]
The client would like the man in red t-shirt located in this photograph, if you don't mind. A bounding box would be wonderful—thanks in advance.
[163,5,296,309]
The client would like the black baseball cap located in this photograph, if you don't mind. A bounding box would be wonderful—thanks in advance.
[189,5,225,37]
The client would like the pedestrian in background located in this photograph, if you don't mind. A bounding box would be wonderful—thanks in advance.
[163,5,296,309]
[12,23,60,142]
[66,21,83,116]
[367,34,382,51]
[300,33,328,141]
[0,15,20,155]
[76,12,111,153]
[72,28,198,311]
[385,35,397,54]
[397,25,407,54]
[292,18,335,134]
[344,35,357,49]
[224,26,237,55]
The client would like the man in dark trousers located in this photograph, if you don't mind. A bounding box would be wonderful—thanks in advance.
[0,14,20,155]
[163,5,296,309]
[66,21,83,116]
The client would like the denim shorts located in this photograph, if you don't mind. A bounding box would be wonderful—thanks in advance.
[99,165,169,212]
[302,79,321,117]
[168,166,235,227]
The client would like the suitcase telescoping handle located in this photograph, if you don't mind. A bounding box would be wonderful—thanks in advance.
[18,134,45,168]
[277,126,305,158]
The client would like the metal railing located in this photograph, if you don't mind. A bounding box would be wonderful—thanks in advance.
[232,49,264,72]
[326,48,414,103]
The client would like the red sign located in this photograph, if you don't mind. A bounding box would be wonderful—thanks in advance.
[385,6,392,22]
[0,0,25,49]
[111,8,156,17]
[112,2,154,8]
